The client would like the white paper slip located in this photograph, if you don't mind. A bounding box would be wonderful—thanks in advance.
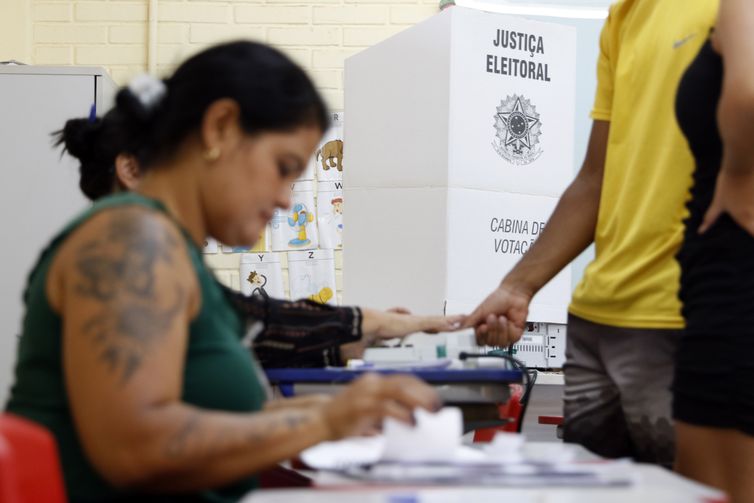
[301,407,484,470]
[300,436,384,471]
[382,408,462,463]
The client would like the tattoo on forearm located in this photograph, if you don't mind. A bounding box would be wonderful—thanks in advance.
[163,411,313,461]
[75,211,185,385]
[164,414,201,459]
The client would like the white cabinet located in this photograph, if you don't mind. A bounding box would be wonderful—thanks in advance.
[0,65,116,405]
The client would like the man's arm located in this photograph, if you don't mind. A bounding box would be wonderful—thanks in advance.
[466,120,610,346]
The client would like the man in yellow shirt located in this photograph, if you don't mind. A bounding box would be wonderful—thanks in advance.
[466,0,718,465]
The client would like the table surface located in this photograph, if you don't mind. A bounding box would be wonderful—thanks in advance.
[241,463,726,503]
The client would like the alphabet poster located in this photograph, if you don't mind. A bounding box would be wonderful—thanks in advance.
[317,180,344,249]
[270,180,319,251]
[288,249,337,305]
[314,112,344,182]
[240,252,285,299]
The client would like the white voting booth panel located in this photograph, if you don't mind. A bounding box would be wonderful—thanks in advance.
[343,7,576,365]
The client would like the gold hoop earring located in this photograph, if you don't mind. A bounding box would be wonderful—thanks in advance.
[204,147,220,161]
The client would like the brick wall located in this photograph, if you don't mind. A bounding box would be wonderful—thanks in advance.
[29,0,441,299]
[31,1,440,108]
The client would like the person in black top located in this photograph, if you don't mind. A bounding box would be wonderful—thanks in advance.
[674,1,754,501]
[56,107,462,369]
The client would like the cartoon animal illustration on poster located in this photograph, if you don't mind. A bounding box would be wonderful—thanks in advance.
[288,249,337,305]
[288,203,315,247]
[314,112,344,182]
[317,140,343,173]
[317,180,344,249]
[308,285,334,304]
[270,180,319,251]
[247,271,268,297]
[239,253,285,299]
[332,197,343,236]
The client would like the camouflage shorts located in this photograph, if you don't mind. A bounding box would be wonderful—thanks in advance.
[562,315,680,466]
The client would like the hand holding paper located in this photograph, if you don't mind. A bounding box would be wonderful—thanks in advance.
[320,373,441,439]
[302,407,467,469]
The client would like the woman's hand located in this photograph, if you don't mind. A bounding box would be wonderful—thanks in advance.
[361,308,465,341]
[320,373,440,439]
[339,308,465,363]
[699,167,754,237]
[386,306,411,315]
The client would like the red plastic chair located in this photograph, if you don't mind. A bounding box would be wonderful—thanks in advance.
[0,435,20,502]
[0,413,67,503]
[538,415,564,426]
[472,384,524,442]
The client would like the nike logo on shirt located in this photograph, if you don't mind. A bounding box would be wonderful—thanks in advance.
[673,33,696,49]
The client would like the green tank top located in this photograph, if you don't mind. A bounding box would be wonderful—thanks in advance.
[5,192,267,503]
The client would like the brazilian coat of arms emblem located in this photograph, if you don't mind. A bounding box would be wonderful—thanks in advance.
[493,94,542,165]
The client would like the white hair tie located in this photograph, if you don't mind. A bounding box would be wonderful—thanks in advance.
[128,73,167,112]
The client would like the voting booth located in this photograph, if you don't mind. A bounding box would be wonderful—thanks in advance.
[343,6,576,349]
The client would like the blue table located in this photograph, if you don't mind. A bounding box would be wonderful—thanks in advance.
[265,367,523,397]
[265,367,523,433]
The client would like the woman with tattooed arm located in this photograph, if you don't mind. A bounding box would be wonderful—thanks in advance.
[53,107,460,370]
[4,42,447,502]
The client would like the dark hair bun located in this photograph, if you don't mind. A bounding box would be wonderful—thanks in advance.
[52,111,128,201]
[55,118,102,161]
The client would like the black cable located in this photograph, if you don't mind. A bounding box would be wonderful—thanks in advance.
[458,351,538,433]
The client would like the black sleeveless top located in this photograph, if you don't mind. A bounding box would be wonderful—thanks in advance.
[676,39,724,234]
[675,38,754,325]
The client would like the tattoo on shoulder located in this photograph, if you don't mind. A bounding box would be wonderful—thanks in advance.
[74,210,186,385]
[76,213,178,300]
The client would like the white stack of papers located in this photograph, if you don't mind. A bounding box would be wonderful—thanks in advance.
[300,407,636,487]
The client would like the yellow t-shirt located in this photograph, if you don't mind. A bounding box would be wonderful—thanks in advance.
[569,0,719,329]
